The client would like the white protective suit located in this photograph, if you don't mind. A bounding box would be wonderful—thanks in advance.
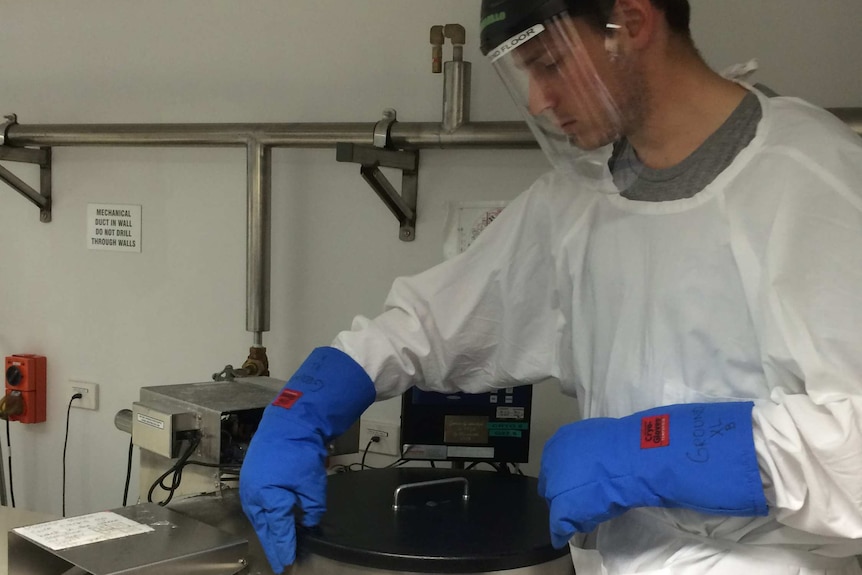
[333,88,862,574]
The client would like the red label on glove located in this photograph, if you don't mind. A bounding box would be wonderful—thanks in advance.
[273,388,303,410]
[641,414,670,449]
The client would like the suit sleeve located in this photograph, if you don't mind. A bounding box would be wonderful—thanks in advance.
[333,179,564,400]
[750,143,862,539]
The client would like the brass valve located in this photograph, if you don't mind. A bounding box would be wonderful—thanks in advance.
[430,25,445,73]
[431,24,467,73]
[241,346,270,377]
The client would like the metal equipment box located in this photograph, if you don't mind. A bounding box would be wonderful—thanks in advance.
[134,376,359,504]
[136,377,284,504]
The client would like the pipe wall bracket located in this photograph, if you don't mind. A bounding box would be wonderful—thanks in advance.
[336,142,419,242]
[0,114,52,223]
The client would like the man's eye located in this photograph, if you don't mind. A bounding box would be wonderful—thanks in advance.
[530,60,559,74]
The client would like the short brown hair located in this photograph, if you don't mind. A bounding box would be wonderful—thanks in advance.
[582,0,691,38]
[650,0,691,36]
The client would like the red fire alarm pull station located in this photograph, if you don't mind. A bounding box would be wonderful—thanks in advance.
[2,354,47,424]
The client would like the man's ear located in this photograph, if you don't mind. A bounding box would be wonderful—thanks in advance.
[612,0,656,50]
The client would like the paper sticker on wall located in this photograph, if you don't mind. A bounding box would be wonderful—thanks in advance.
[87,203,142,253]
[443,201,508,260]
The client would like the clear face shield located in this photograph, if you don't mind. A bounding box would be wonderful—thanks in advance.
[487,11,626,182]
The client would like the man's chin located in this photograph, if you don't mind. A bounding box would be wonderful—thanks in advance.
[566,131,616,151]
[541,123,619,151]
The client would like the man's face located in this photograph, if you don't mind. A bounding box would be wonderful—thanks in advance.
[514,16,638,150]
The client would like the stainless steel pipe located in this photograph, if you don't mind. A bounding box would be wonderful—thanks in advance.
[246,141,272,335]
[442,61,472,133]
[6,112,861,149]
[114,409,133,434]
[4,122,540,149]
[4,121,540,343]
[4,112,859,344]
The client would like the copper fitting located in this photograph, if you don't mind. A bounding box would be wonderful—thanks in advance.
[241,346,270,377]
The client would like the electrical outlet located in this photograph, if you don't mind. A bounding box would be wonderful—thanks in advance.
[358,418,401,457]
[69,380,99,410]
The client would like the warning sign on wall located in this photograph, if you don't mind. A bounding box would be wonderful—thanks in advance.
[86,204,142,253]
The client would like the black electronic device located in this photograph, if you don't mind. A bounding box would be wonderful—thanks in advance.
[400,386,532,463]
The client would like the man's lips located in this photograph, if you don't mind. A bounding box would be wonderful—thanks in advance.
[559,119,579,134]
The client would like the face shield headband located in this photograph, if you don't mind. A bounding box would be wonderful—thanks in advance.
[487,11,626,184]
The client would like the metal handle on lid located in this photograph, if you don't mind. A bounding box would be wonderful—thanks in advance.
[392,476,469,510]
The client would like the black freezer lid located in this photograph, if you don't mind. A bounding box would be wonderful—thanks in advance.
[298,468,567,573]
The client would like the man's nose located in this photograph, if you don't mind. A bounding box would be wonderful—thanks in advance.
[528,77,556,117]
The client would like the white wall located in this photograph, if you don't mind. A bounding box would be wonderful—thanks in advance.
[0,0,860,517]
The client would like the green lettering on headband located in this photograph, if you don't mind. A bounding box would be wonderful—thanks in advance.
[480,11,506,31]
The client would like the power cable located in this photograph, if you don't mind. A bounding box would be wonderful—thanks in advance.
[122,436,134,506]
[0,419,5,507]
[146,432,201,506]
[63,393,83,517]
[5,417,14,507]
[360,437,379,470]
[337,436,409,472]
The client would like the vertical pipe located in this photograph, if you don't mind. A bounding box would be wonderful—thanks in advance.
[246,139,271,338]
[443,60,472,133]
[442,24,470,133]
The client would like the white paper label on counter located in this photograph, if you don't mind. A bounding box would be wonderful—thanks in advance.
[13,511,154,550]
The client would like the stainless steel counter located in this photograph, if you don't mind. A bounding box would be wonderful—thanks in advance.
[0,506,57,575]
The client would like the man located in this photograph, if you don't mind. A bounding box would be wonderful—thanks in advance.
[241,0,862,573]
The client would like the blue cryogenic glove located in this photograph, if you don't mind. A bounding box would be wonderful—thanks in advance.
[538,402,768,548]
[240,347,375,573]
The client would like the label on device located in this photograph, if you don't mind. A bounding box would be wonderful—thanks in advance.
[641,414,670,449]
[273,388,303,410]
